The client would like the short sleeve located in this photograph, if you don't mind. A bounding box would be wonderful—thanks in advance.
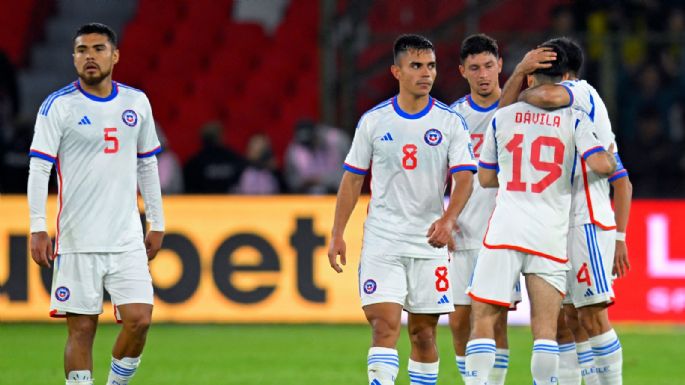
[448,113,477,173]
[560,81,592,116]
[342,116,373,175]
[478,116,498,170]
[137,95,162,158]
[574,114,604,160]
[29,101,63,163]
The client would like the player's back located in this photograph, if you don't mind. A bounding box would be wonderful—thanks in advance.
[480,102,601,262]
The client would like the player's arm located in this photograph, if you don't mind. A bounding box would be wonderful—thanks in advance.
[478,166,498,188]
[477,116,498,188]
[500,47,557,108]
[609,151,632,278]
[328,171,365,273]
[428,170,473,250]
[137,156,165,260]
[583,143,617,176]
[28,156,54,268]
[518,84,572,109]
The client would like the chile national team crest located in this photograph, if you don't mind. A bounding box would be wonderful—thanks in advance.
[424,128,443,146]
[55,286,70,302]
[122,109,138,127]
[363,279,377,294]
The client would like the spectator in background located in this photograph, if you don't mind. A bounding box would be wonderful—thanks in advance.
[235,133,283,194]
[155,121,184,194]
[184,121,246,193]
[1,119,32,193]
[285,119,348,194]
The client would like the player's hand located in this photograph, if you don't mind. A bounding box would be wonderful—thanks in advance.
[30,231,52,268]
[145,231,164,261]
[328,236,347,273]
[515,47,557,75]
[613,240,630,278]
[427,216,455,249]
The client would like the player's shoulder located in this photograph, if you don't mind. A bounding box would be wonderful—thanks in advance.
[433,98,459,115]
[116,82,149,102]
[38,82,79,117]
[356,97,393,128]
[449,95,469,109]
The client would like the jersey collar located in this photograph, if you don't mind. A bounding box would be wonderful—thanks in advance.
[75,80,119,102]
[467,94,498,112]
[392,95,434,119]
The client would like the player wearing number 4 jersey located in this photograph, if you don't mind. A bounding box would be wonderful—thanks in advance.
[464,43,617,385]
[328,34,476,385]
[27,23,164,385]
[516,37,632,385]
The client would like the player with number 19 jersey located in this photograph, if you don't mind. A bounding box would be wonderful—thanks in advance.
[29,81,161,254]
[344,95,476,258]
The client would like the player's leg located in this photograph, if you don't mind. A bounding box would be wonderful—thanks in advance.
[104,250,154,385]
[489,309,510,385]
[447,249,476,383]
[578,305,621,385]
[360,254,406,385]
[465,248,519,385]
[557,305,581,385]
[564,304,600,385]
[404,257,453,385]
[65,314,99,385]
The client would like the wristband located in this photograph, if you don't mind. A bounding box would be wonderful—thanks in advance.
[616,231,626,242]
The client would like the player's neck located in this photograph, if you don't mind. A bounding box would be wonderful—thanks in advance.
[78,77,114,98]
[396,93,431,114]
[469,87,501,109]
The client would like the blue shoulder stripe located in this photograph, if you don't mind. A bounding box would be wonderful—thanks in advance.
[39,84,78,116]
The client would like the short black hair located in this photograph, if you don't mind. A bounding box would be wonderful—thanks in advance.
[532,42,567,81]
[393,34,434,63]
[544,37,583,75]
[73,23,118,47]
[460,33,499,62]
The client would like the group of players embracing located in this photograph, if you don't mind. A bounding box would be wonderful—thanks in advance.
[328,32,631,385]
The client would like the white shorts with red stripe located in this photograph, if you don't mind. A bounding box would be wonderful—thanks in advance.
[450,249,522,309]
[563,224,615,307]
[468,247,568,307]
[49,249,153,321]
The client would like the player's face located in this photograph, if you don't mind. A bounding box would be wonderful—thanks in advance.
[73,33,119,86]
[459,52,502,97]
[391,49,436,97]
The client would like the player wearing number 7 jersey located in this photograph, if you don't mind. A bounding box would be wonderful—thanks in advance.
[27,23,164,385]
[328,34,476,385]
[463,43,616,385]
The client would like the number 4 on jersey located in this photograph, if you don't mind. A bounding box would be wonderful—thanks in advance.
[576,263,591,286]
[104,127,119,153]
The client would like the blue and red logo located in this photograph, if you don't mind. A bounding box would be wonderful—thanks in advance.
[424,128,443,146]
[122,109,138,127]
[363,279,377,294]
[55,286,70,302]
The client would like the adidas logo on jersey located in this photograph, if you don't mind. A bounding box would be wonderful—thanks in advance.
[78,116,92,125]
[584,288,594,297]
[437,294,450,304]
[380,132,393,141]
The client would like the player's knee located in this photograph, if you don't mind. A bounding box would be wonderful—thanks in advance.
[123,313,152,336]
[68,324,97,345]
[408,325,436,351]
[370,317,400,344]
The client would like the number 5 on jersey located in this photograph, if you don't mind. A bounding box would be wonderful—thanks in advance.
[104,127,119,153]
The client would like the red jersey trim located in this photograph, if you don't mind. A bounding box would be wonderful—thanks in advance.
[580,158,616,231]
[468,292,511,307]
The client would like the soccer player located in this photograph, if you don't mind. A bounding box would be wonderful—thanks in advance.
[327,34,476,385]
[464,43,617,385]
[27,23,164,385]
[510,37,632,385]
[448,33,519,385]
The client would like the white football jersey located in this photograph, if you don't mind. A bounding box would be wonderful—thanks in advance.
[344,96,477,258]
[29,81,161,254]
[450,95,499,250]
[479,102,603,262]
[560,79,628,229]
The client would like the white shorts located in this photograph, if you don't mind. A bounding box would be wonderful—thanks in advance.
[564,224,615,307]
[450,249,522,309]
[359,253,453,314]
[50,249,153,320]
[468,247,568,307]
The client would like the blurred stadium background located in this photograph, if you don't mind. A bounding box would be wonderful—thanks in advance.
[0,0,684,384]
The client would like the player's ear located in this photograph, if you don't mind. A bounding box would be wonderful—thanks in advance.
[526,74,534,88]
[390,64,401,80]
[497,57,503,74]
[112,47,120,65]
[458,64,466,78]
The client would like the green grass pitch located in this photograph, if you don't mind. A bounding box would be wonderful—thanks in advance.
[0,323,682,384]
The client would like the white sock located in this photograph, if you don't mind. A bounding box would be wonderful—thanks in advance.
[464,338,496,385]
[107,356,141,385]
[368,347,399,385]
[558,342,581,385]
[488,348,509,385]
[408,359,439,385]
[576,341,600,385]
[531,339,559,385]
[589,329,622,385]
[456,355,467,384]
[66,370,92,385]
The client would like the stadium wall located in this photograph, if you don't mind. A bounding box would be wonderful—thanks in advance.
[1,196,684,323]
